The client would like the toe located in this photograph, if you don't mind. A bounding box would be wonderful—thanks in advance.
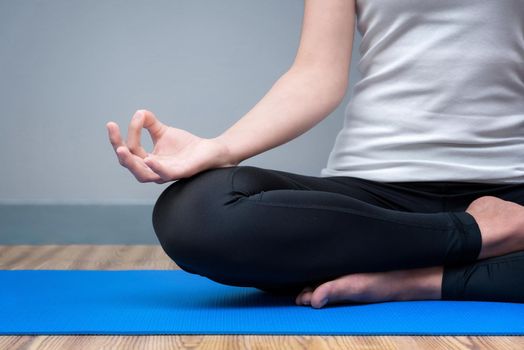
[295,286,313,305]
[302,291,314,305]
[310,282,334,309]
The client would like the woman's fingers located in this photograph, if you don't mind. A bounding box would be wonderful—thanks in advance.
[116,146,163,183]
[107,118,167,184]
[107,121,133,167]
[126,109,167,157]
[126,110,148,158]
[140,109,167,143]
[144,156,185,182]
[143,156,172,181]
[107,121,125,153]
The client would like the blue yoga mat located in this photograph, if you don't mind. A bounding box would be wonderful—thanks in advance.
[2,270,524,335]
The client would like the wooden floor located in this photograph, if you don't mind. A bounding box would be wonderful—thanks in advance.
[1,245,522,350]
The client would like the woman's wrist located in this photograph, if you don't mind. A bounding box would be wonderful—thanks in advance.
[210,136,241,167]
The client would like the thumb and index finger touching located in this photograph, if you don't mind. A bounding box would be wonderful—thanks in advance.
[106,109,166,155]
[106,110,171,183]
[125,109,167,158]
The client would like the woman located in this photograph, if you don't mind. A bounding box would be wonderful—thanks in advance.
[106,0,524,309]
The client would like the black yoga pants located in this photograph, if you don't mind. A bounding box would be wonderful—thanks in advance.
[152,165,524,302]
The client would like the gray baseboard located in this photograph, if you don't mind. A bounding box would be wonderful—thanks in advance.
[0,204,159,244]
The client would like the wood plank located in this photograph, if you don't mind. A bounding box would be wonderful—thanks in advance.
[1,335,523,350]
[0,245,178,270]
[1,245,523,350]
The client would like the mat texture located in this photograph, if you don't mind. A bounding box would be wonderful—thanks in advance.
[1,270,524,335]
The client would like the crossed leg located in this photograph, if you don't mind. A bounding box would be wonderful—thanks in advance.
[151,165,524,308]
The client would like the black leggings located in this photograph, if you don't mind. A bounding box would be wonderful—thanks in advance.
[152,165,524,302]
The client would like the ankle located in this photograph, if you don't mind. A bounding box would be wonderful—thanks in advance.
[392,266,443,301]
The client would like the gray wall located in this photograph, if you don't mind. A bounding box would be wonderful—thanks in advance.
[0,0,362,243]
[0,0,362,204]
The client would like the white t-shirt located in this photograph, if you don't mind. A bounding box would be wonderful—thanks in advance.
[320,0,524,184]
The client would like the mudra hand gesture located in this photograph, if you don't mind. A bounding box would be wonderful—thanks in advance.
[107,109,236,184]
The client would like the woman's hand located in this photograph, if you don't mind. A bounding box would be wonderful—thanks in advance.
[107,109,238,183]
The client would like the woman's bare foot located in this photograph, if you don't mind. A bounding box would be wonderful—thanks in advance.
[295,266,443,309]
[465,196,524,260]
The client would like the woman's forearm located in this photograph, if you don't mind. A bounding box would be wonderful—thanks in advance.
[212,64,348,165]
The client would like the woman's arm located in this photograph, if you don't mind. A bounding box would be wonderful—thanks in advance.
[214,0,356,165]
[108,0,356,183]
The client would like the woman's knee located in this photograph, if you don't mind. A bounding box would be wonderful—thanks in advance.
[151,165,282,285]
[151,166,240,265]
